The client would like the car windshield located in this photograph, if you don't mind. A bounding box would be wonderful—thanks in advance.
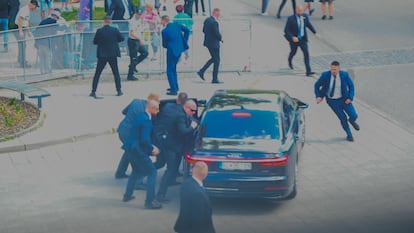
[200,109,280,140]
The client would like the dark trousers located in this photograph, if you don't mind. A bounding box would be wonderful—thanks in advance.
[157,150,180,198]
[91,57,122,93]
[200,47,220,82]
[261,0,270,13]
[127,38,149,77]
[15,30,28,66]
[278,0,296,16]
[166,50,181,92]
[194,0,205,13]
[288,40,311,74]
[184,0,194,17]
[327,98,358,137]
[124,150,157,204]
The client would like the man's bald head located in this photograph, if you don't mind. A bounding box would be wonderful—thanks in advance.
[192,161,209,181]
[295,5,304,15]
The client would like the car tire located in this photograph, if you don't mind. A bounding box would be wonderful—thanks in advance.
[285,158,298,200]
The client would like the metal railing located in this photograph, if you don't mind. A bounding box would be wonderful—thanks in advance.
[0,18,252,83]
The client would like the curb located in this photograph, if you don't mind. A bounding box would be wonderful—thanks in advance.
[0,128,117,154]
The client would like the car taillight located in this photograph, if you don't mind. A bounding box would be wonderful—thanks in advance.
[259,155,289,167]
[185,153,212,165]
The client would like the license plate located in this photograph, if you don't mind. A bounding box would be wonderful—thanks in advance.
[220,162,252,170]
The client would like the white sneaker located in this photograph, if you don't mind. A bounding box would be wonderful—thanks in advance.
[261,12,268,16]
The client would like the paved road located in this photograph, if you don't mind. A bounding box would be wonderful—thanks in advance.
[1,0,414,232]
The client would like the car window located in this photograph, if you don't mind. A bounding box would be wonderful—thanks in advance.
[283,97,294,134]
[200,110,280,140]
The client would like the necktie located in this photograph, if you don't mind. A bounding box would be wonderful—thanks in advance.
[298,16,304,39]
[330,75,337,98]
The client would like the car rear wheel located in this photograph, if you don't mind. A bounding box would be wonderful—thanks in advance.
[285,158,298,200]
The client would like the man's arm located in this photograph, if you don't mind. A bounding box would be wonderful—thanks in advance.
[212,21,222,42]
[181,24,190,43]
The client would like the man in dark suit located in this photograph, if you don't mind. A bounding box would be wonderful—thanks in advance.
[174,161,216,233]
[197,8,223,84]
[153,98,198,203]
[106,0,134,21]
[284,5,319,77]
[115,93,160,179]
[314,61,360,142]
[161,15,190,95]
[90,16,124,98]
[122,99,163,209]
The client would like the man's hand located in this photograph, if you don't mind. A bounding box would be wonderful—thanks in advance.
[152,145,160,156]
[314,33,321,40]
[292,36,299,43]
[345,98,352,104]
[316,97,323,104]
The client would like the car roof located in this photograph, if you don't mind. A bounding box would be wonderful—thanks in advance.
[206,89,287,111]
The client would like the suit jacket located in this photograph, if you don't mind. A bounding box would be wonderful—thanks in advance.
[117,99,147,143]
[153,102,195,152]
[314,70,355,101]
[174,177,215,233]
[122,112,154,156]
[284,13,316,43]
[107,0,135,20]
[162,22,190,57]
[203,16,222,49]
[93,25,124,58]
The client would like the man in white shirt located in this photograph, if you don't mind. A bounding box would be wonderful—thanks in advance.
[15,0,39,67]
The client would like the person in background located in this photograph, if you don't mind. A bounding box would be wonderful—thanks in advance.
[320,0,334,20]
[89,16,124,98]
[284,5,319,76]
[303,0,315,16]
[260,0,269,16]
[141,3,161,61]
[173,4,193,61]
[194,0,205,16]
[277,0,296,19]
[126,8,149,81]
[15,0,39,68]
[0,0,11,53]
[78,0,91,20]
[197,8,223,84]
[39,0,53,19]
[160,14,190,95]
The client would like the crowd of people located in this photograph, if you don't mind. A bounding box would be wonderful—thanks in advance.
[261,0,335,20]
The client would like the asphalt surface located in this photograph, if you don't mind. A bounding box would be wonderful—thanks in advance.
[1,0,414,232]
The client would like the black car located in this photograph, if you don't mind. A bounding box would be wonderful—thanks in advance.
[185,89,308,199]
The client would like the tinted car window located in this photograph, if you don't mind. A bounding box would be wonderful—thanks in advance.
[200,110,280,140]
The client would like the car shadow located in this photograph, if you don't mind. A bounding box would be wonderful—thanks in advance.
[210,197,286,215]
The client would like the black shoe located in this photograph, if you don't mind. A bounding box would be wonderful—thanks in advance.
[197,71,205,81]
[122,195,135,202]
[346,136,354,142]
[349,120,360,131]
[276,14,281,19]
[134,183,147,190]
[145,200,163,209]
[127,76,138,81]
[166,91,177,95]
[306,72,315,77]
[115,174,129,179]
[156,196,171,204]
[212,80,223,84]
[169,181,182,186]
[117,91,123,96]
[89,92,97,98]
[322,15,327,20]
[329,16,333,20]
[288,62,293,70]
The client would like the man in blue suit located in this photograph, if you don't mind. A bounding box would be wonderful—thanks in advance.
[314,61,360,142]
[284,5,319,76]
[115,93,160,179]
[161,15,190,95]
[122,99,163,209]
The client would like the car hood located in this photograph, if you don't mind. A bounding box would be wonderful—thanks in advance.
[198,137,282,153]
